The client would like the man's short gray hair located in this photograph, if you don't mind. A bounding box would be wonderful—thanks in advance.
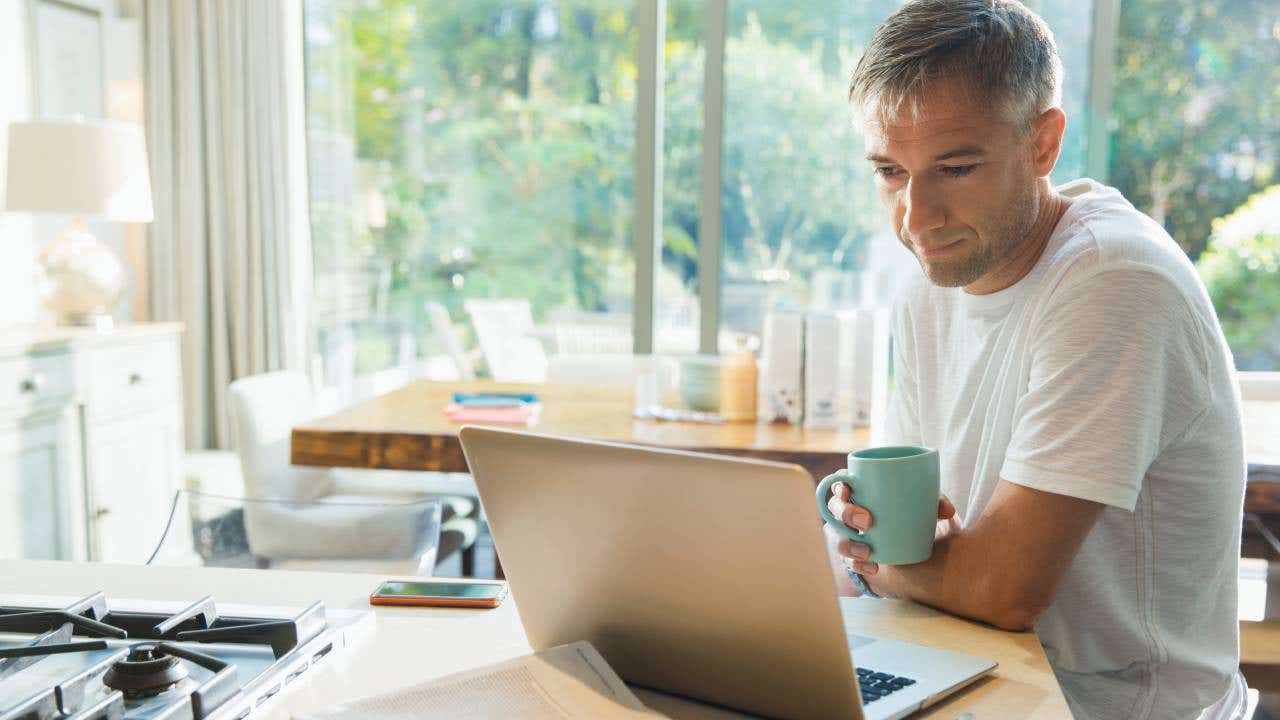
[848,0,1063,127]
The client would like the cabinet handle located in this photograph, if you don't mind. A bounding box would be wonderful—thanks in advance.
[19,374,45,394]
[129,373,144,385]
[93,507,111,520]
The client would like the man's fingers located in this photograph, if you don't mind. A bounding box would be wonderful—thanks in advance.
[938,495,957,520]
[827,494,871,531]
[843,555,879,576]
[836,537,871,561]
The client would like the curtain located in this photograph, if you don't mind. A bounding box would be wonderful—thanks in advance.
[144,0,313,449]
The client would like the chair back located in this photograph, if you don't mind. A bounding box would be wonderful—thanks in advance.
[464,299,547,381]
[547,310,633,354]
[426,301,476,380]
[228,371,332,501]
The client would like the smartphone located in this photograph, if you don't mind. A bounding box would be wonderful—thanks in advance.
[369,580,509,608]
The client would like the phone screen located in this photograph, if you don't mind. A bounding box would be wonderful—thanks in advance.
[375,581,506,600]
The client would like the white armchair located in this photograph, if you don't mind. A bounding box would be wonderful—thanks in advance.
[227,372,481,573]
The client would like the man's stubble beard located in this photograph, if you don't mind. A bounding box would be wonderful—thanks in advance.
[910,184,1038,289]
[917,240,995,288]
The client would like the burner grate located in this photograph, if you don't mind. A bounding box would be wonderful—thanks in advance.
[0,592,338,720]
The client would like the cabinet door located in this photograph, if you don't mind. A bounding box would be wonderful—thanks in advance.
[0,409,80,560]
[87,405,183,563]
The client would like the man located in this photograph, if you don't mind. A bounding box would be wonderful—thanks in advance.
[823,2,1248,718]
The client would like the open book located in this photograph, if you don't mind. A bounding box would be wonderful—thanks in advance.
[294,642,667,720]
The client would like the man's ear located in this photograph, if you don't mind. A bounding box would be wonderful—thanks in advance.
[1030,107,1066,177]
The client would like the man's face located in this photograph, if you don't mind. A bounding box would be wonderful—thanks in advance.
[863,85,1042,290]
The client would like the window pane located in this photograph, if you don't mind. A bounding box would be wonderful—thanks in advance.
[1025,0,1092,184]
[1109,0,1280,370]
[304,0,636,391]
[717,1,904,343]
[659,0,704,354]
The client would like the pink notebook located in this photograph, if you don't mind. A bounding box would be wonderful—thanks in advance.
[444,403,538,425]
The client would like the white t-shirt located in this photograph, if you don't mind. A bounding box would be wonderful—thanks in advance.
[884,179,1247,720]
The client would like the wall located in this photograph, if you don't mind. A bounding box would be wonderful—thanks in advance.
[0,1,38,327]
[0,0,147,329]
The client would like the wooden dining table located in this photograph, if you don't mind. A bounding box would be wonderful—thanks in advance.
[291,379,1280,517]
[291,379,867,480]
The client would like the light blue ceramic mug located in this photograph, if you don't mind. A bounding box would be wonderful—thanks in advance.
[815,446,940,565]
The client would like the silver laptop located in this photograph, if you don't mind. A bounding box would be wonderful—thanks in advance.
[459,426,995,720]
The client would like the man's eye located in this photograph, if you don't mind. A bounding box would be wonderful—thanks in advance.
[940,164,978,177]
[875,166,903,179]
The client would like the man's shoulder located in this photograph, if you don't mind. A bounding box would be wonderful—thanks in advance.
[1039,179,1205,305]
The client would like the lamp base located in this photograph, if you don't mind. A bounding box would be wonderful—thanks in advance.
[61,312,116,331]
[37,218,125,331]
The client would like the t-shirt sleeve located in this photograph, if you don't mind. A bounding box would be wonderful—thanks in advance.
[884,302,924,446]
[1000,267,1211,511]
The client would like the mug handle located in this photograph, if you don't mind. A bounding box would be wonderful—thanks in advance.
[816,470,866,538]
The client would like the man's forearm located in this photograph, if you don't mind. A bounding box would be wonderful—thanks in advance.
[871,527,1036,631]
[837,481,1105,630]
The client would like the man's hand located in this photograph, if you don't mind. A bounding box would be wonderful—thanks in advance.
[823,479,958,596]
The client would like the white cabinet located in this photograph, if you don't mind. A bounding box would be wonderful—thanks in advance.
[86,405,183,562]
[0,324,184,563]
[0,408,81,560]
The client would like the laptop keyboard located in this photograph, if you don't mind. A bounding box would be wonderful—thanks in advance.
[855,667,917,704]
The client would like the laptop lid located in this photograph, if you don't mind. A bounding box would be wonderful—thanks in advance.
[459,426,863,720]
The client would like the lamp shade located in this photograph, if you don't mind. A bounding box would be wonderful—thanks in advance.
[4,119,154,222]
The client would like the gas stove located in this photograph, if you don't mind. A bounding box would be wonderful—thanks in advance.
[0,592,373,720]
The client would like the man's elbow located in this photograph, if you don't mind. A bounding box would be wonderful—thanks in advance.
[982,581,1052,632]
[988,603,1042,632]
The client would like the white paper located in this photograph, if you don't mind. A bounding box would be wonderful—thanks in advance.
[851,306,892,430]
[294,642,666,720]
[760,310,805,424]
[805,311,857,428]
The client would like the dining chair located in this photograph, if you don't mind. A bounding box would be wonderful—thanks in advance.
[426,301,476,381]
[227,371,481,574]
[147,489,444,576]
[464,299,548,382]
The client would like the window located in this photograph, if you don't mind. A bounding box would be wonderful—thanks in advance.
[1108,0,1280,370]
[303,0,1273,384]
[716,2,905,342]
[656,0,703,354]
[304,0,636,392]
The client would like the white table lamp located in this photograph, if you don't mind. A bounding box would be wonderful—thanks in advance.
[3,118,154,329]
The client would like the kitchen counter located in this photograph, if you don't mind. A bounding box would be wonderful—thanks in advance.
[0,560,1071,719]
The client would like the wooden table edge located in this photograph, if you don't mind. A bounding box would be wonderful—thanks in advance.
[291,426,851,480]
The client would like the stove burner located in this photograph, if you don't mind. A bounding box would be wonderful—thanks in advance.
[103,644,190,699]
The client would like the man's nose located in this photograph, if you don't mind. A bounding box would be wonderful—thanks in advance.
[901,178,946,238]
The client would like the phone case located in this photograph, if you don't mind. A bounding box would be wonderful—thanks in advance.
[369,587,508,609]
